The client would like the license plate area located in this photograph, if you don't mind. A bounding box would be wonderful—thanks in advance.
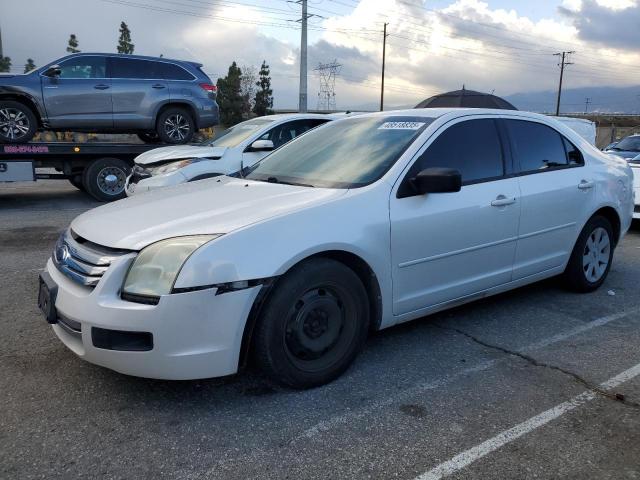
[38,272,58,324]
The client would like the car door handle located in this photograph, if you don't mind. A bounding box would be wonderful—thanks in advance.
[491,195,516,207]
[94,84,110,90]
[578,180,594,190]
[152,84,166,89]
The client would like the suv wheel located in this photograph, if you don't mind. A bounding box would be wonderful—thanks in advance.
[156,107,195,144]
[0,101,37,144]
[82,157,131,202]
[253,258,370,389]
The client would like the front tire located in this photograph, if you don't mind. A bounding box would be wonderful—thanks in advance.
[562,215,614,292]
[253,258,370,389]
[156,107,195,144]
[0,101,37,143]
[82,157,131,202]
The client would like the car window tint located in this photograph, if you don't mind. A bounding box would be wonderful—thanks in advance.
[111,58,161,79]
[58,56,106,79]
[563,137,584,166]
[506,120,568,172]
[158,62,194,80]
[413,118,504,183]
[262,120,327,148]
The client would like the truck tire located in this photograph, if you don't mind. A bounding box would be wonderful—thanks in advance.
[0,100,37,144]
[82,157,131,202]
[156,107,195,144]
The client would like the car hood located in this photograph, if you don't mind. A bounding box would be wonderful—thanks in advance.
[71,176,346,250]
[604,149,639,160]
[135,145,228,165]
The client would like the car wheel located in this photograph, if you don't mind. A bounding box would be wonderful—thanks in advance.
[82,157,131,202]
[137,131,161,144]
[0,101,37,144]
[68,174,86,192]
[562,215,614,292]
[156,107,195,144]
[253,258,370,389]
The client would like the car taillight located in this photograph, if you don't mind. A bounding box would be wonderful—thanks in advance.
[200,83,217,94]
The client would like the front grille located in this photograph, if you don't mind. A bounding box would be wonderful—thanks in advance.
[53,230,129,288]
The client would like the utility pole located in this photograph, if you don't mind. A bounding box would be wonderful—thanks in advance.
[554,51,574,116]
[297,0,308,113]
[0,24,3,59]
[584,97,592,113]
[380,22,388,112]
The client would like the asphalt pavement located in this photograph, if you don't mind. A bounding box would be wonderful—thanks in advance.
[1,180,639,480]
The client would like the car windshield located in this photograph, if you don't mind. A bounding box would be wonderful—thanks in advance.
[245,116,434,188]
[206,118,274,148]
[614,136,640,152]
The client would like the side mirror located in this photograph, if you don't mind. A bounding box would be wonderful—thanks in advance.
[248,139,274,152]
[43,65,61,77]
[411,167,462,195]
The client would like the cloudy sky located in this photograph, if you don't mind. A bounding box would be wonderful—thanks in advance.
[1,0,639,110]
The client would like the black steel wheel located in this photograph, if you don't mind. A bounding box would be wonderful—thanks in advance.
[82,157,131,202]
[0,101,37,143]
[253,258,369,389]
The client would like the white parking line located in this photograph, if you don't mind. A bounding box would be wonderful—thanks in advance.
[298,308,640,440]
[415,362,640,480]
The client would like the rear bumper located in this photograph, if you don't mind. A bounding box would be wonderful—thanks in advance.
[45,257,260,380]
[196,100,219,128]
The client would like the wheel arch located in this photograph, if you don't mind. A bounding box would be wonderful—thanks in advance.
[0,93,43,127]
[590,205,621,246]
[155,101,199,129]
[237,249,384,370]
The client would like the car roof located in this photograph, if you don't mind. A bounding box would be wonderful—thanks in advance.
[357,108,556,121]
[60,52,202,67]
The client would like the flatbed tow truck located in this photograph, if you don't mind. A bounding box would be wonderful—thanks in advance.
[0,141,162,201]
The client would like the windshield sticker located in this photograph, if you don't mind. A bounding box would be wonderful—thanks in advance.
[378,122,426,130]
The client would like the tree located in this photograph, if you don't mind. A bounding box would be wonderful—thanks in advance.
[217,62,244,126]
[24,58,36,73]
[117,22,135,54]
[0,56,10,73]
[253,60,273,117]
[66,34,80,53]
[240,65,257,119]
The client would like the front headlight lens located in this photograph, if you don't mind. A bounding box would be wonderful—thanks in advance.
[150,158,205,175]
[123,235,218,297]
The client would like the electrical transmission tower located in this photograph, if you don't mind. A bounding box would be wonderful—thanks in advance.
[315,60,341,111]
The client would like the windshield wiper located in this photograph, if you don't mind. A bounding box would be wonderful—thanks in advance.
[266,176,314,187]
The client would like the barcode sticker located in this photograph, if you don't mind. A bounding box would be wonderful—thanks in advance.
[378,122,425,130]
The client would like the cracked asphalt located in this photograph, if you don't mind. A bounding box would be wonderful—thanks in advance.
[1,180,640,479]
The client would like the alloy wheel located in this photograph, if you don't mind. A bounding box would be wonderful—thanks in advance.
[0,108,30,141]
[163,114,191,141]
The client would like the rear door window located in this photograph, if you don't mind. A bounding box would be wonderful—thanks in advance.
[158,62,195,80]
[110,58,161,79]
[409,118,505,184]
[505,120,570,173]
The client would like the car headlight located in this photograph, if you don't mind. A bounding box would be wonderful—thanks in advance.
[123,235,219,297]
[149,158,205,175]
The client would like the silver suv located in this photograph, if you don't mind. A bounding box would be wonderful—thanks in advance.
[0,53,219,144]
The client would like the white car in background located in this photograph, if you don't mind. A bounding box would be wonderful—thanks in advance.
[125,113,334,195]
[630,153,640,219]
[40,109,633,388]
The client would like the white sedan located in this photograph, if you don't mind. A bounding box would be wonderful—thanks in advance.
[39,108,633,388]
[125,113,333,195]
[630,154,640,219]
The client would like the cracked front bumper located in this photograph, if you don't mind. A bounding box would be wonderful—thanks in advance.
[45,256,260,380]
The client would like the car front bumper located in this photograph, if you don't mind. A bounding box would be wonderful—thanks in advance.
[44,256,260,380]
[125,169,188,196]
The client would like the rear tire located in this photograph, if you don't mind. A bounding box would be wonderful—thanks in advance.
[156,107,195,144]
[0,100,37,144]
[562,215,614,292]
[253,258,370,389]
[68,175,86,192]
[82,157,131,202]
